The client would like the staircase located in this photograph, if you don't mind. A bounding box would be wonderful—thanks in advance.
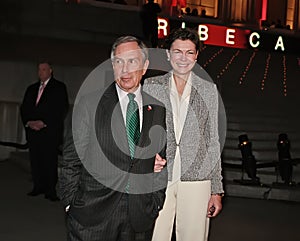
[221,101,300,202]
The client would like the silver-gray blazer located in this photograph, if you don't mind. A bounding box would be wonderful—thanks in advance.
[143,71,224,194]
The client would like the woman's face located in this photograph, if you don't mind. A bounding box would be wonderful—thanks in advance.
[168,39,198,78]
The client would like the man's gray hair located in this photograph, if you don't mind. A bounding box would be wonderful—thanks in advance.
[110,36,149,63]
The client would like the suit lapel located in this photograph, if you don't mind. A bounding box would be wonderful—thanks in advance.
[180,72,204,143]
[138,93,154,148]
[33,83,40,106]
[101,84,129,156]
[101,83,122,120]
[101,85,160,162]
[165,71,198,145]
[128,91,159,164]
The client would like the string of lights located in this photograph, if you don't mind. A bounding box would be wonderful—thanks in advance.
[216,50,240,79]
[239,50,257,85]
[282,55,287,96]
[202,48,224,68]
[200,44,207,53]
[260,53,271,91]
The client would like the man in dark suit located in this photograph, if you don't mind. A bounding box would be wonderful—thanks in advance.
[58,36,167,241]
[141,0,161,48]
[20,61,69,201]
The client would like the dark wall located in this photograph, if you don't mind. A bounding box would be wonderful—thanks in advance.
[0,0,144,44]
[267,0,287,25]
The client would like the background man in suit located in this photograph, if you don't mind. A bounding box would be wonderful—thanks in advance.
[58,36,167,241]
[141,0,161,48]
[21,60,69,201]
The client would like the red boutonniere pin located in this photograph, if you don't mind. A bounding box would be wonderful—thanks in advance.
[147,105,152,111]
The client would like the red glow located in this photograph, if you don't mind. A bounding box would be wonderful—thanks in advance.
[171,0,186,7]
[203,24,251,49]
[261,0,267,20]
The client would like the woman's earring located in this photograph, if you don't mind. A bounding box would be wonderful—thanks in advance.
[166,50,170,61]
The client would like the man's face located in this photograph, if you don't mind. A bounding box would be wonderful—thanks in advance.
[168,39,198,78]
[113,42,149,93]
[38,63,52,82]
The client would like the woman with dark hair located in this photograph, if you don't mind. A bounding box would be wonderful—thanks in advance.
[144,27,224,241]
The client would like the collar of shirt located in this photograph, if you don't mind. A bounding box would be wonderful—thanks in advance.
[115,83,143,131]
[169,71,192,100]
[40,77,50,87]
[169,71,192,144]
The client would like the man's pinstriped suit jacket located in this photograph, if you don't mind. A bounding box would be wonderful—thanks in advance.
[58,82,168,239]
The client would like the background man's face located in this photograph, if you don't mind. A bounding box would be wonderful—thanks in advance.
[38,63,52,82]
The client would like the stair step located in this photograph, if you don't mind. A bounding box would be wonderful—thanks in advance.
[223,163,300,185]
[224,180,300,202]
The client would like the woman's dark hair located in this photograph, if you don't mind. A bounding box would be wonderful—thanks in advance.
[164,27,200,51]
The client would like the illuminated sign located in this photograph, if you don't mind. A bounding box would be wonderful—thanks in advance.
[158,18,169,39]
[248,32,285,51]
[157,17,296,52]
[197,24,251,49]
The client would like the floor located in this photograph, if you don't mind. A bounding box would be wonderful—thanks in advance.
[0,158,299,241]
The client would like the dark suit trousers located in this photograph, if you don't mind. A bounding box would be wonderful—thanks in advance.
[29,139,58,195]
[67,194,154,241]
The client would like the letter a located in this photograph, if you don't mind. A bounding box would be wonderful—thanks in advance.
[275,36,285,51]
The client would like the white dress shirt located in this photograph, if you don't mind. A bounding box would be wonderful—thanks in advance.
[115,83,143,131]
[169,73,192,183]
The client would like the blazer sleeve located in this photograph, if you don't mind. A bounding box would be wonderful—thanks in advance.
[57,98,90,206]
[205,85,224,194]
[152,105,168,213]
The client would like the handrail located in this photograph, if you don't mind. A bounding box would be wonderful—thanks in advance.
[0,140,63,155]
[0,141,28,149]
[223,159,300,169]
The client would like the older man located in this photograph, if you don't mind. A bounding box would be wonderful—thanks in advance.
[58,36,167,241]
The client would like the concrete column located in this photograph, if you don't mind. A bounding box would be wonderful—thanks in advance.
[294,0,300,31]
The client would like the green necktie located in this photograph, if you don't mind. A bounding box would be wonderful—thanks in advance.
[126,93,140,159]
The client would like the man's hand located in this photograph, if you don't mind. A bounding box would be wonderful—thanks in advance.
[207,194,223,218]
[154,153,167,172]
[27,120,47,131]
